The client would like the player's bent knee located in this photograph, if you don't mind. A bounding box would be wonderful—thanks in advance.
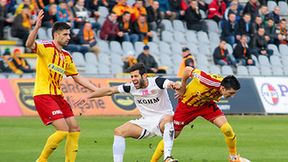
[114,127,124,136]
[69,126,80,132]
[161,115,173,124]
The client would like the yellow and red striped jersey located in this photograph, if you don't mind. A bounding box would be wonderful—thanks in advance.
[33,40,78,96]
[180,69,223,107]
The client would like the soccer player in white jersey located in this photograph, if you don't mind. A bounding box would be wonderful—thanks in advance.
[75,63,179,162]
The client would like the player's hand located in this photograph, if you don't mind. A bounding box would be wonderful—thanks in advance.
[171,82,181,90]
[35,10,44,29]
[174,87,185,99]
[74,95,89,105]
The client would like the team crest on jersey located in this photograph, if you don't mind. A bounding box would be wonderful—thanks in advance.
[60,53,65,60]
[109,82,136,111]
[141,89,149,96]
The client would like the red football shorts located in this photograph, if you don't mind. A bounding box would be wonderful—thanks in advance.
[173,101,224,131]
[34,95,74,125]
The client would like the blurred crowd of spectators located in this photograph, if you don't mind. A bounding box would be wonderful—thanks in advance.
[0,0,288,75]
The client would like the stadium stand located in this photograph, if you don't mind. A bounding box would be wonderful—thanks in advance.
[0,0,288,78]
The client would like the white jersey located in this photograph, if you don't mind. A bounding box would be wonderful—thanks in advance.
[118,77,174,117]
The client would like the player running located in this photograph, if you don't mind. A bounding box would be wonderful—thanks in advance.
[150,66,249,162]
[75,63,179,162]
[26,10,99,162]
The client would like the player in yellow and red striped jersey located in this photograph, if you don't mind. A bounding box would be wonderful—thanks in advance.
[150,67,249,162]
[26,10,99,162]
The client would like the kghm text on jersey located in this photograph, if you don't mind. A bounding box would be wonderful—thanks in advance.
[137,97,160,104]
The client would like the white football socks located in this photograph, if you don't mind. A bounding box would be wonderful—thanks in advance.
[163,122,175,159]
[113,135,126,162]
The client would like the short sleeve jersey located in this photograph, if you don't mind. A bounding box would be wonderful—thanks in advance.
[180,68,223,107]
[118,77,174,117]
[33,40,78,96]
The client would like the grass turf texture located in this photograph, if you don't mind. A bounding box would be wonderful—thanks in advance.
[0,116,287,162]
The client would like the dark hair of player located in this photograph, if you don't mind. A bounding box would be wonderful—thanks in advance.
[221,75,241,90]
[52,22,71,39]
[128,63,147,76]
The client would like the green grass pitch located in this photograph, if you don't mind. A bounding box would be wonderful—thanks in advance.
[0,116,287,162]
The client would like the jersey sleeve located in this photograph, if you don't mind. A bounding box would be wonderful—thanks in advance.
[155,77,172,89]
[33,41,45,56]
[192,68,223,88]
[117,84,131,93]
[65,58,78,77]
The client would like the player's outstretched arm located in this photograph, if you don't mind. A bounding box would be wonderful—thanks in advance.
[26,10,44,50]
[74,86,119,105]
[72,75,99,92]
[181,66,194,88]
[166,81,181,90]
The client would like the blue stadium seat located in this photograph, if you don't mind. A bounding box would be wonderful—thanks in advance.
[272,66,284,76]
[110,41,123,54]
[173,20,186,32]
[162,19,174,31]
[209,65,221,74]
[186,30,198,44]
[85,52,98,66]
[222,65,234,75]
[237,66,249,76]
[72,52,86,67]
[248,66,260,76]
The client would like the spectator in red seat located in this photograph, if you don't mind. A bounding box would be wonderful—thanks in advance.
[146,0,165,32]
[233,35,255,66]
[207,0,226,23]
[185,0,207,32]
[100,12,125,41]
[132,14,153,43]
